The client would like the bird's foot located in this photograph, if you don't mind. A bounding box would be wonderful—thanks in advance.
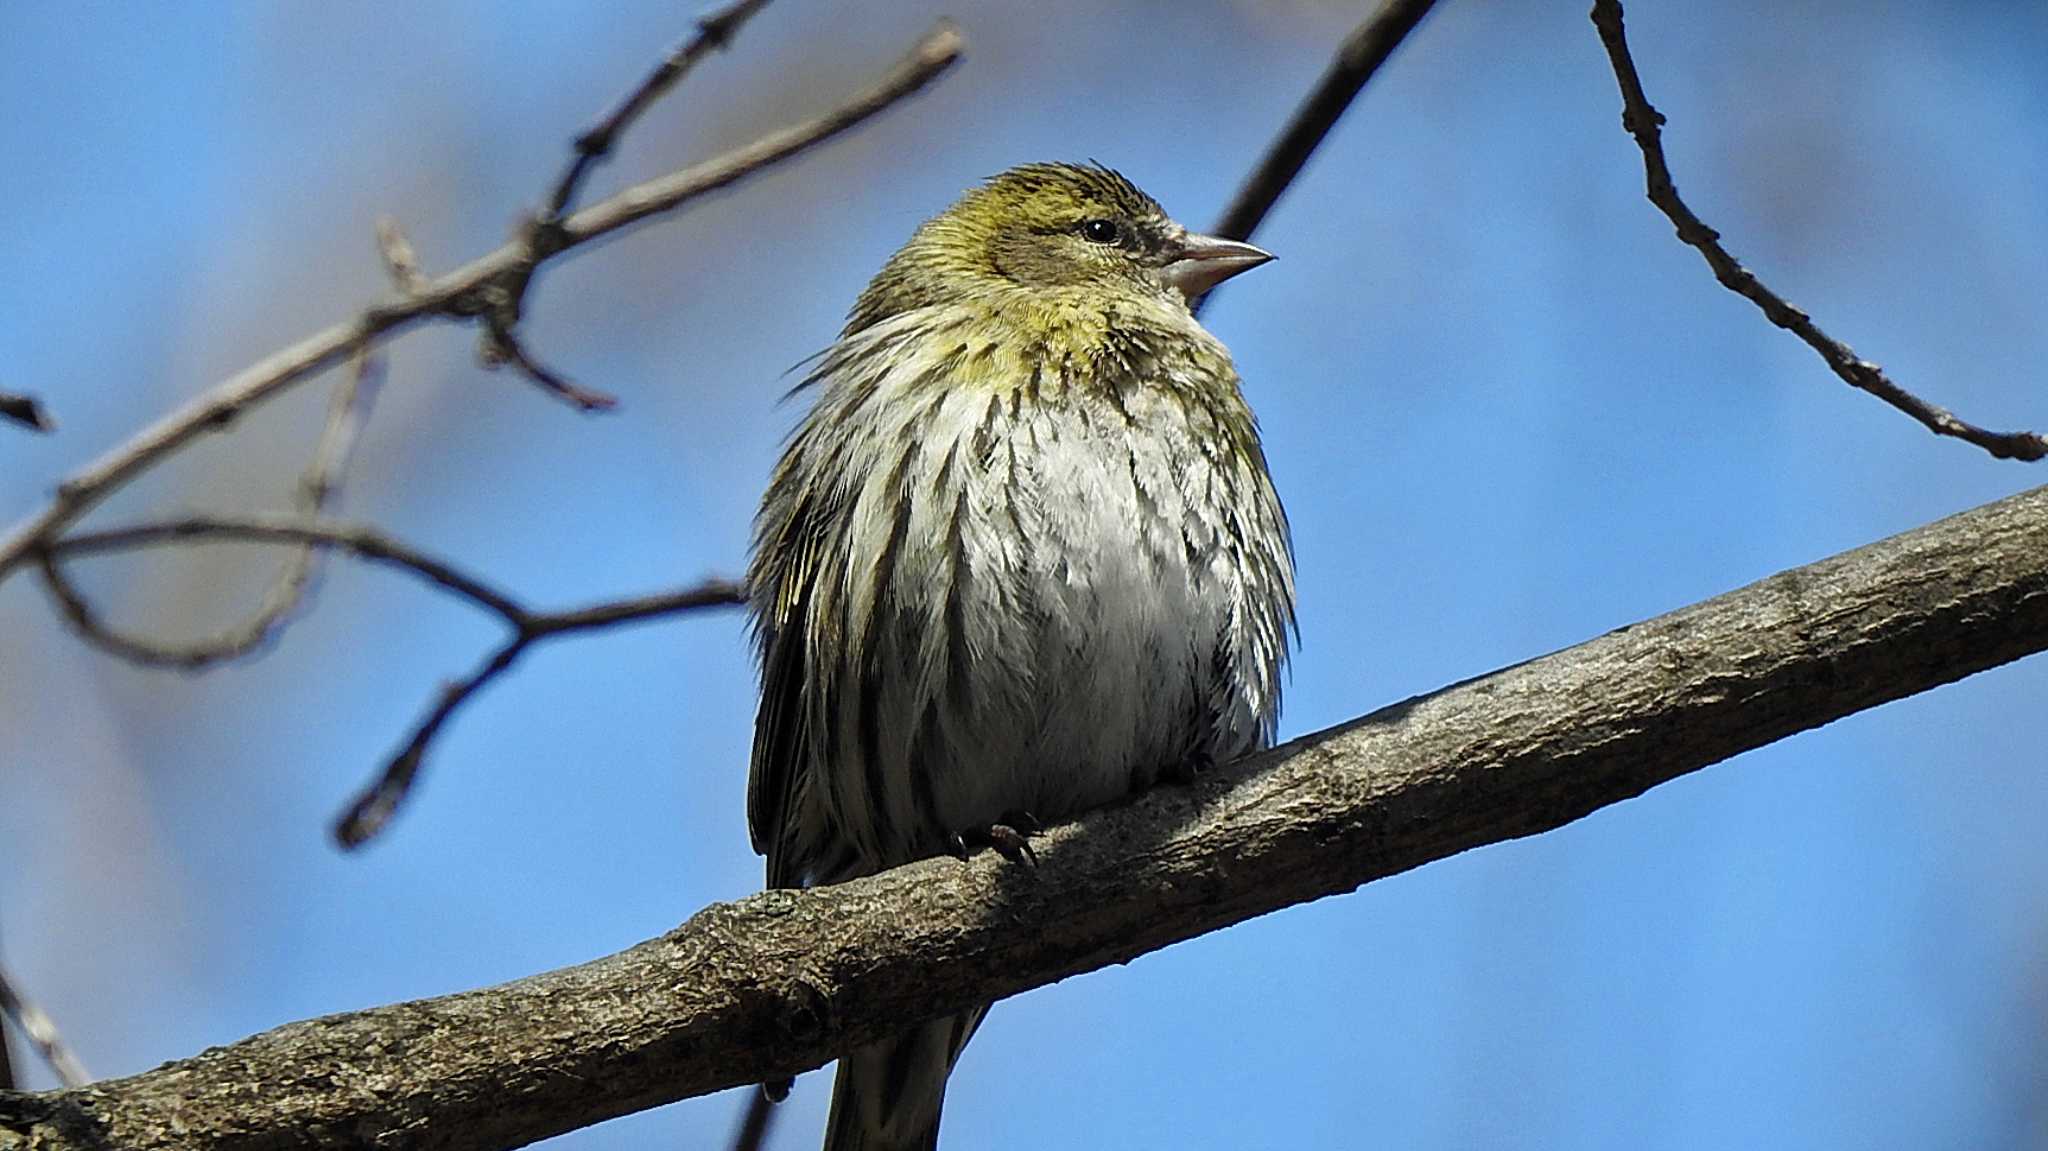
[1161,749,1216,786]
[948,810,1042,866]
[762,1077,792,1103]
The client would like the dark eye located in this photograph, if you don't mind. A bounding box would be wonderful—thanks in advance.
[1080,219,1121,244]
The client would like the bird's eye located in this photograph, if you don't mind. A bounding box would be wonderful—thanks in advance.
[1080,219,1122,244]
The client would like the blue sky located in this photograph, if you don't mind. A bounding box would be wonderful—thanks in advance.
[3,2,2046,1148]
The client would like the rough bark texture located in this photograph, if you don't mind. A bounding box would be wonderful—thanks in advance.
[6,484,2048,1151]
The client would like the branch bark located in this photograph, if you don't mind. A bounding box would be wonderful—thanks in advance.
[6,482,2046,1151]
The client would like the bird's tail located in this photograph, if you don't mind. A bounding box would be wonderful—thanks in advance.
[822,1006,987,1151]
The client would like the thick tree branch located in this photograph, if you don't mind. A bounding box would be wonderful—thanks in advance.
[1592,0,2047,462]
[7,482,2045,1151]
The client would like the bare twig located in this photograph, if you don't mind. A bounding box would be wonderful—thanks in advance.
[35,353,385,670]
[500,0,777,404]
[1591,0,2047,462]
[0,392,54,433]
[543,22,963,252]
[334,576,745,848]
[542,0,773,220]
[374,217,426,295]
[8,481,2048,1151]
[46,517,526,619]
[1196,0,1439,317]
[479,322,618,412]
[0,961,90,1088]
[0,19,964,585]
[39,514,745,846]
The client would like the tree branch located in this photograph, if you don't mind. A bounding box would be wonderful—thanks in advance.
[0,18,964,584]
[33,352,384,670]
[1591,0,2047,462]
[36,514,746,847]
[330,576,747,849]
[7,481,2045,1151]
[1195,0,1439,317]
[0,392,54,434]
[1210,0,1438,244]
[541,0,773,221]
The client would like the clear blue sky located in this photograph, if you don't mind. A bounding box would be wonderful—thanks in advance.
[3,2,2046,1148]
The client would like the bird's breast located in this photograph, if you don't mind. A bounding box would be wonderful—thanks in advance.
[822,361,1279,860]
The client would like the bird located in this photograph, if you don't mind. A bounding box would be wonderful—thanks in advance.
[746,161,1295,1151]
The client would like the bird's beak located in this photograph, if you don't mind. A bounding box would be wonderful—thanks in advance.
[1160,232,1274,300]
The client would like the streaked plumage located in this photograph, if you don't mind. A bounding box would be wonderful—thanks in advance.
[747,163,1293,1151]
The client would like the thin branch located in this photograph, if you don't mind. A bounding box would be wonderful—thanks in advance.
[333,577,746,849]
[1591,0,2047,462]
[0,392,53,433]
[1196,0,1439,317]
[1210,0,1437,243]
[6,481,2047,1151]
[34,352,385,670]
[542,0,773,220]
[38,513,746,846]
[545,22,963,249]
[0,19,964,584]
[46,517,528,620]
[374,217,427,295]
[478,321,618,412]
[0,962,89,1089]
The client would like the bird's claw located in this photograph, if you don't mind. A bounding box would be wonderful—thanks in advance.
[987,822,1038,866]
[949,810,1041,866]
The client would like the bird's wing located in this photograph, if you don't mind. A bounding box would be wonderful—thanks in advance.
[746,468,848,888]
[747,314,925,886]
[747,618,806,884]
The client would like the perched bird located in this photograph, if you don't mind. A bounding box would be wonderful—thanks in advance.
[747,162,1295,1151]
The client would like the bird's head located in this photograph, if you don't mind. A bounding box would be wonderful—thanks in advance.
[848,162,1271,333]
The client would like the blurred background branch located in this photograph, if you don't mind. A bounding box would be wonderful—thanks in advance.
[0,7,956,853]
[34,352,383,670]
[1592,0,2048,462]
[1198,0,1440,318]
[0,13,963,584]
[0,393,52,434]
[540,0,774,221]
[37,514,743,846]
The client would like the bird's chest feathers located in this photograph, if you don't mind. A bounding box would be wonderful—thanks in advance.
[785,314,1282,851]
[895,374,1233,661]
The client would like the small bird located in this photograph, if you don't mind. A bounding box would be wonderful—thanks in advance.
[747,162,1294,1151]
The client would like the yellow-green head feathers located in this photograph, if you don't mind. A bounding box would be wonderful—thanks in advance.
[847,163,1269,334]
